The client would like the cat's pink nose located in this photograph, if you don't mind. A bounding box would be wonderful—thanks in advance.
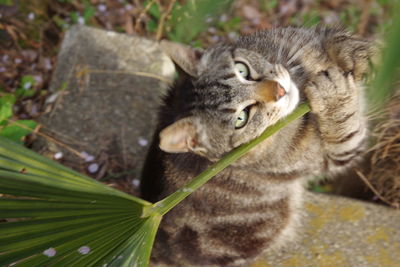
[276,82,287,100]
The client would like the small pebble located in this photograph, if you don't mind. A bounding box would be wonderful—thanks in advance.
[85,155,95,162]
[205,17,213,23]
[54,152,63,160]
[138,137,148,147]
[44,58,52,70]
[228,32,239,40]
[125,4,133,11]
[23,82,32,90]
[77,17,85,25]
[107,31,116,37]
[219,14,228,22]
[210,35,220,43]
[132,179,140,187]
[34,75,43,84]
[30,104,39,116]
[0,67,5,73]
[208,27,217,34]
[43,248,56,257]
[80,151,95,162]
[80,151,89,159]
[88,163,99,173]
[14,58,22,64]
[46,92,60,104]
[97,4,107,12]
[78,246,91,255]
[28,12,35,20]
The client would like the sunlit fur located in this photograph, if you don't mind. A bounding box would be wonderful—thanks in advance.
[141,26,374,267]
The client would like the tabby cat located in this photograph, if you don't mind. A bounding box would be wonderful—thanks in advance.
[141,26,374,267]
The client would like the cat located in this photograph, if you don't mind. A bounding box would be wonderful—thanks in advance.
[140,26,374,267]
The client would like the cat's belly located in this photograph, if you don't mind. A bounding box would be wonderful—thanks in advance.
[150,177,303,267]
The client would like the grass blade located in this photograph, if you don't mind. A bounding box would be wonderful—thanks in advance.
[368,3,400,108]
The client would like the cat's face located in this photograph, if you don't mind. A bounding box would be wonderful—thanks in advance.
[159,41,300,160]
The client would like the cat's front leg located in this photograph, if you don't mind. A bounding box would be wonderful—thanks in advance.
[305,67,367,172]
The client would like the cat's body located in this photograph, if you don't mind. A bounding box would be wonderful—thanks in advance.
[141,26,373,266]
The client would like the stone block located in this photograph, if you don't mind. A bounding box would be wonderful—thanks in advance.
[37,26,174,188]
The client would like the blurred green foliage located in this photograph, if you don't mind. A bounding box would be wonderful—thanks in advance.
[258,0,278,12]
[339,5,361,32]
[0,0,12,6]
[302,10,321,27]
[0,74,39,143]
[15,75,36,99]
[145,0,234,44]
[217,16,242,32]
[0,86,37,144]
[368,3,400,109]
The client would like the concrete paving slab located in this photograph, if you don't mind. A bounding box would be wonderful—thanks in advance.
[253,192,400,267]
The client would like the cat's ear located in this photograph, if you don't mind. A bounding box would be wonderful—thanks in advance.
[159,117,206,154]
[160,40,204,77]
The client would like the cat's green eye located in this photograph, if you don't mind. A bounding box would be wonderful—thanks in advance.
[234,62,250,80]
[235,108,249,129]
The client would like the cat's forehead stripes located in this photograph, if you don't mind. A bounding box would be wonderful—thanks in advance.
[190,79,234,111]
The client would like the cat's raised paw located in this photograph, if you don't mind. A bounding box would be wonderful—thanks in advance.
[305,67,356,115]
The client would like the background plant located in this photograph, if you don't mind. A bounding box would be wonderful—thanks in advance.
[0,75,37,144]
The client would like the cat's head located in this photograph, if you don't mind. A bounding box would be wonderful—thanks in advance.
[158,40,300,160]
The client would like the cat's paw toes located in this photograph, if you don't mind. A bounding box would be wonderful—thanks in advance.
[328,39,373,81]
[305,67,354,114]
[315,67,348,97]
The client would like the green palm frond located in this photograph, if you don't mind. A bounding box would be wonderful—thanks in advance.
[0,136,159,267]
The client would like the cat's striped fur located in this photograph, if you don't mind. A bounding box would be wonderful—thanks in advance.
[141,26,373,266]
